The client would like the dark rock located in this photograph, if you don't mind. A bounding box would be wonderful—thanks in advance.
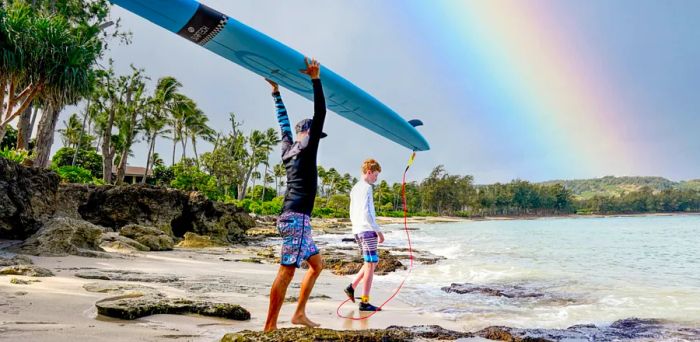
[59,184,255,243]
[341,237,356,243]
[0,255,33,267]
[119,224,174,251]
[17,217,109,257]
[441,283,544,299]
[284,294,331,302]
[0,158,60,239]
[0,265,54,277]
[74,269,179,283]
[96,293,250,321]
[221,325,473,342]
[315,248,406,276]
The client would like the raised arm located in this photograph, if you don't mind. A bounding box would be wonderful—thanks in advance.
[266,79,293,152]
[300,58,326,146]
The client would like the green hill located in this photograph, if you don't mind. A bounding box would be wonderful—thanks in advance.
[540,176,690,199]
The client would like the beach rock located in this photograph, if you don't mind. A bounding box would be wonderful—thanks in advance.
[441,283,544,299]
[119,224,174,251]
[0,158,60,240]
[0,255,33,267]
[17,217,109,257]
[320,249,405,276]
[74,269,179,283]
[83,282,154,294]
[96,292,250,320]
[99,232,150,252]
[284,294,331,302]
[176,232,227,248]
[221,325,474,342]
[472,318,696,341]
[58,183,255,243]
[9,277,40,285]
[0,265,54,277]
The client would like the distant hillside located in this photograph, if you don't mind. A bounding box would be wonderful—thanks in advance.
[540,176,697,199]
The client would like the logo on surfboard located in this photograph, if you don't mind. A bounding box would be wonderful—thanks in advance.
[177,4,228,45]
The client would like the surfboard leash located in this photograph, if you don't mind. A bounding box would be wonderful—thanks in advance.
[336,151,417,320]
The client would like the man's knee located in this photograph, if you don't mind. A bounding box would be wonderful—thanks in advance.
[278,265,296,282]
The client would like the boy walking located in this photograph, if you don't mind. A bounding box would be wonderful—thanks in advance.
[344,159,384,311]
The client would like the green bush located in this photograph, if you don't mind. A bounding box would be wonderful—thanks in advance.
[152,165,175,186]
[1,126,17,149]
[0,147,29,164]
[51,147,102,177]
[53,165,94,184]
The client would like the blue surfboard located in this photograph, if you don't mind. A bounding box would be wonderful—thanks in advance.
[111,0,429,151]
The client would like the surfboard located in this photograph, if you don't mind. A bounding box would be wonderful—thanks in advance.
[111,0,430,151]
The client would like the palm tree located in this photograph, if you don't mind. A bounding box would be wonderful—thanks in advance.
[273,162,285,196]
[141,76,180,182]
[169,93,194,165]
[115,69,147,185]
[186,108,215,167]
[58,113,84,149]
[237,128,279,200]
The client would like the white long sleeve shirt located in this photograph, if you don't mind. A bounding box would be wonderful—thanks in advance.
[350,180,381,234]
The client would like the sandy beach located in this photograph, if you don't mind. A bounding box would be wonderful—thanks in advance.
[0,241,472,342]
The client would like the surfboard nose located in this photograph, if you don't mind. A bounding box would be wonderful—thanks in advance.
[110,0,200,33]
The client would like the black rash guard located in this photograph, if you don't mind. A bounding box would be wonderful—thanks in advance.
[272,78,326,216]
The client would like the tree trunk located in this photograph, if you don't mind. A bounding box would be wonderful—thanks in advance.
[0,125,6,144]
[32,105,59,168]
[16,103,32,150]
[142,132,156,184]
[192,137,199,168]
[171,131,177,165]
[261,165,268,201]
[102,107,116,183]
[72,98,90,165]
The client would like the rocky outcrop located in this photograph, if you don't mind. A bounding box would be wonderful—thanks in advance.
[0,255,33,267]
[0,158,60,239]
[319,249,405,276]
[17,217,108,257]
[119,224,174,251]
[1,158,254,245]
[96,292,250,321]
[59,184,255,243]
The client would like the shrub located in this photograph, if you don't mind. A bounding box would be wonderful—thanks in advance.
[0,147,29,164]
[53,165,94,184]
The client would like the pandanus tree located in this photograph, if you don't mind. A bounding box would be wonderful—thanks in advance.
[0,3,101,168]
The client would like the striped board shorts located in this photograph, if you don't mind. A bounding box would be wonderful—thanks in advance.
[277,212,319,268]
[355,231,379,263]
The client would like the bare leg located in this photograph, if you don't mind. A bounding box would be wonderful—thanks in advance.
[291,253,323,328]
[362,262,376,301]
[351,263,367,289]
[264,265,296,332]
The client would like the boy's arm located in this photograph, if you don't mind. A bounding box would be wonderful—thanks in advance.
[366,186,381,233]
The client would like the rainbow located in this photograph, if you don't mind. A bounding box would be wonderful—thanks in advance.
[405,1,638,177]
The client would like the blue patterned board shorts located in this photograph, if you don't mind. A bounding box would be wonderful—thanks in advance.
[356,231,379,263]
[277,212,319,268]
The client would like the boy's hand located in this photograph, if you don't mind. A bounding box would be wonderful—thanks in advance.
[300,57,320,79]
[265,78,279,93]
[377,232,385,244]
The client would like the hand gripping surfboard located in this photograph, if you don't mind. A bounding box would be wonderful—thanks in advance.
[111,0,430,151]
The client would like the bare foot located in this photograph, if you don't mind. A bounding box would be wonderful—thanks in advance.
[263,325,276,333]
[291,314,320,328]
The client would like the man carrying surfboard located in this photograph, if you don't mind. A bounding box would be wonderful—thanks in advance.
[264,58,327,332]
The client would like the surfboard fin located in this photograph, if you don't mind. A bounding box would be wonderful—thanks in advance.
[408,119,424,127]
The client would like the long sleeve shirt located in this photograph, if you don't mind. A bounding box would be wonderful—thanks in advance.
[273,78,326,216]
[350,180,381,235]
